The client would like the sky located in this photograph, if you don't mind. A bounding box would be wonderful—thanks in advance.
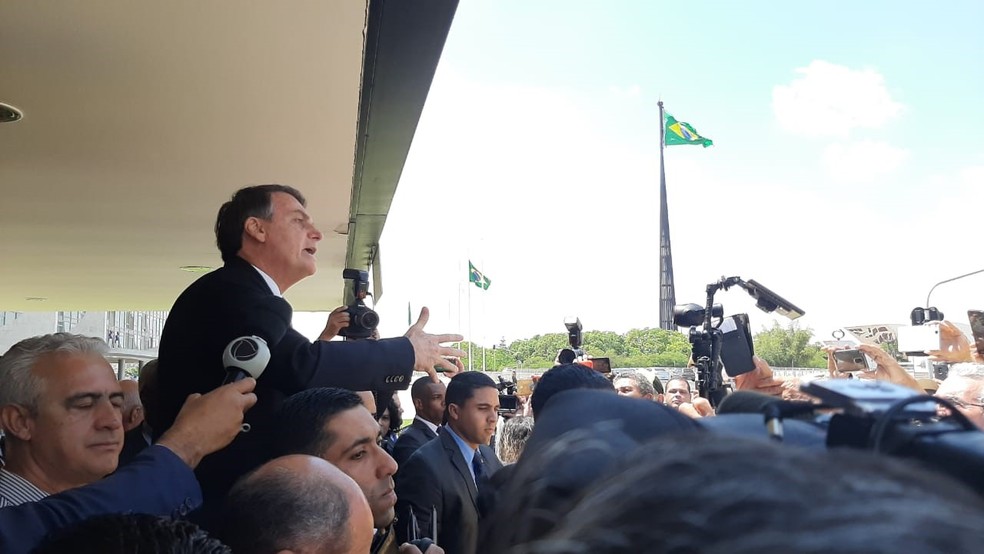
[297,0,984,348]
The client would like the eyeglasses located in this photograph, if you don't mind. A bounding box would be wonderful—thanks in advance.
[940,396,984,411]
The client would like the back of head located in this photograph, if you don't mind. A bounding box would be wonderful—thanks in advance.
[274,387,362,457]
[496,415,535,464]
[139,359,161,433]
[530,363,614,417]
[556,348,577,365]
[214,184,305,263]
[493,435,984,554]
[215,456,357,554]
[34,513,230,554]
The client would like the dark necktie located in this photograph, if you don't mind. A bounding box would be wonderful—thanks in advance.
[472,450,485,485]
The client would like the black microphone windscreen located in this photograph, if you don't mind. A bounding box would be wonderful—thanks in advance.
[717,391,781,415]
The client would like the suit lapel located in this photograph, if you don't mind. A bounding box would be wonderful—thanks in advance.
[479,445,503,474]
[441,432,478,506]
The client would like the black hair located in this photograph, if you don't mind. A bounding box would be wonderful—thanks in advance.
[530,363,614,417]
[273,387,362,457]
[557,348,577,364]
[33,514,230,554]
[445,371,497,419]
[411,375,440,400]
[214,184,306,263]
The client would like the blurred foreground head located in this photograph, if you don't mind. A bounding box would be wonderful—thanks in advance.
[483,431,984,554]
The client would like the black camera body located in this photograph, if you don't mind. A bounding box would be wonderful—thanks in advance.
[338,269,379,340]
[496,375,519,415]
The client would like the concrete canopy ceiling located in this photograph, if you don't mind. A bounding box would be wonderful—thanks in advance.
[0,0,457,312]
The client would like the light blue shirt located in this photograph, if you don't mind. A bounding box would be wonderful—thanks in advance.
[443,425,479,485]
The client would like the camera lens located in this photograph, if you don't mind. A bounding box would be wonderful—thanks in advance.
[357,309,380,329]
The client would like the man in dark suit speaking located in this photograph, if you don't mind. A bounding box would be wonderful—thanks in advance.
[395,372,503,554]
[155,184,464,504]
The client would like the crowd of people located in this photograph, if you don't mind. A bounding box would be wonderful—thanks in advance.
[2,184,984,553]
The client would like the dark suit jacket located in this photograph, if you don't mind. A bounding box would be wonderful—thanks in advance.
[118,426,152,468]
[392,418,438,468]
[155,256,415,504]
[0,445,200,554]
[394,430,502,554]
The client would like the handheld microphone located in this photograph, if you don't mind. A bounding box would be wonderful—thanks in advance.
[222,335,271,434]
[222,335,271,384]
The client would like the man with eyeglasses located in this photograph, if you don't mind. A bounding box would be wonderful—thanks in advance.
[936,363,984,430]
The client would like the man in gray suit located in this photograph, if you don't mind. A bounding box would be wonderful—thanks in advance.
[395,372,502,554]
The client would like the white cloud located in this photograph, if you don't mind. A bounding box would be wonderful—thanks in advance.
[821,140,909,183]
[773,60,904,138]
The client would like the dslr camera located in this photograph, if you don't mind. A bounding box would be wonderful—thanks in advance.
[338,269,380,340]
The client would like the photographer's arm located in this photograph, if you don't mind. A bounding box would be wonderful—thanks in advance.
[734,356,785,397]
[926,320,974,363]
[856,344,923,393]
[318,306,349,342]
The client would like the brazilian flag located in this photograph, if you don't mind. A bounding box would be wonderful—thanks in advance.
[468,261,491,290]
[664,112,713,148]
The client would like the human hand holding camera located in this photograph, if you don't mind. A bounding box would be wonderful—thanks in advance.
[734,356,784,397]
[856,344,922,392]
[318,306,350,341]
[405,307,466,382]
[926,320,973,363]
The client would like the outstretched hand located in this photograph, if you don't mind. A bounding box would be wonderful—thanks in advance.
[405,307,466,383]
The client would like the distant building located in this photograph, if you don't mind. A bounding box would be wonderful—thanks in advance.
[0,310,164,377]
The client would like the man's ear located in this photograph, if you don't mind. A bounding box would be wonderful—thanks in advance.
[447,403,459,422]
[243,217,267,243]
[0,404,35,441]
[125,405,144,429]
[657,393,665,404]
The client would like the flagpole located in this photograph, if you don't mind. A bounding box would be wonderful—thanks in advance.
[468,273,473,371]
[657,100,677,331]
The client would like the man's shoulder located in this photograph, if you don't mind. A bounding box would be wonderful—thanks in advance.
[0,469,48,507]
[398,422,431,441]
[403,432,451,469]
[173,261,265,303]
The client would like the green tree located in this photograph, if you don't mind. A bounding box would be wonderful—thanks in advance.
[753,321,826,368]
[472,327,693,371]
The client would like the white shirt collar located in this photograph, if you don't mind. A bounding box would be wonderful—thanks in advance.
[415,416,440,434]
[250,265,282,297]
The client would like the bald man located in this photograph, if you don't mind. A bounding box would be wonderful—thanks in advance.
[217,455,373,554]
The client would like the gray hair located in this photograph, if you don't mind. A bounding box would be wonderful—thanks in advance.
[944,363,984,403]
[613,371,656,397]
[948,363,984,379]
[497,416,535,464]
[0,333,109,411]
